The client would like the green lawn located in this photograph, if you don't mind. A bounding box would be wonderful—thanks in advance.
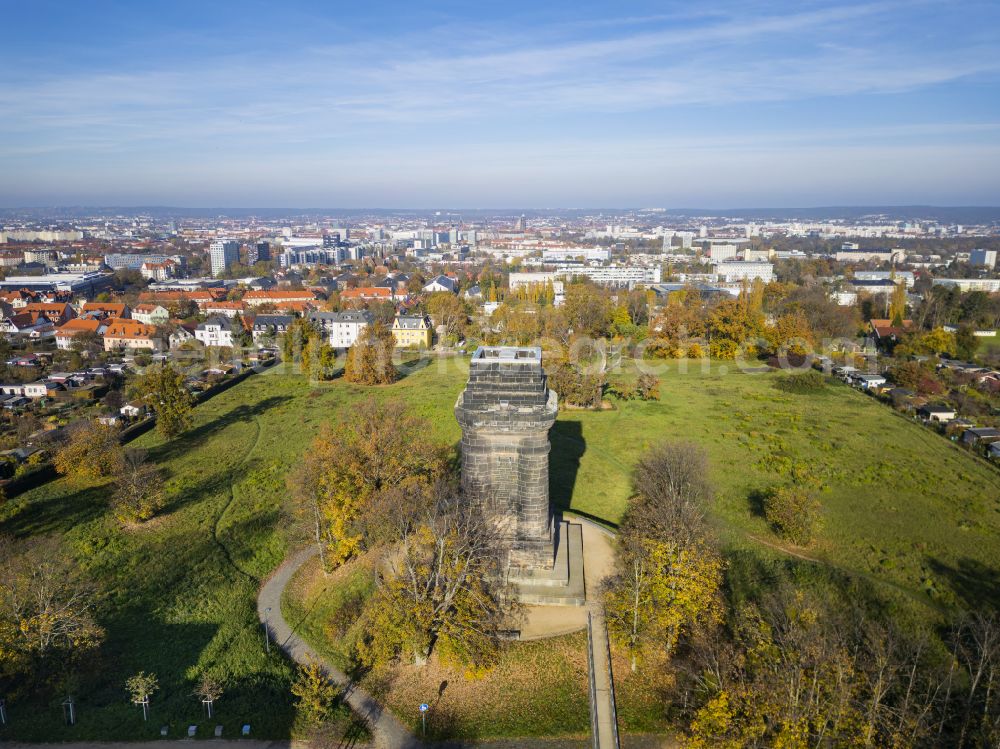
[555,360,1000,613]
[979,331,1000,355]
[0,363,466,740]
[282,554,590,741]
[3,355,999,740]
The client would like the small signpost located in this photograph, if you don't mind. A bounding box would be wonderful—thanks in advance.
[62,696,76,726]
[419,703,429,736]
[263,607,272,654]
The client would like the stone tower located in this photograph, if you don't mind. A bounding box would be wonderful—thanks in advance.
[455,346,559,568]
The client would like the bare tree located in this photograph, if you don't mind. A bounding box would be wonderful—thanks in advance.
[194,673,224,718]
[0,536,103,681]
[359,487,519,669]
[623,441,713,547]
[111,449,165,524]
[951,613,1000,747]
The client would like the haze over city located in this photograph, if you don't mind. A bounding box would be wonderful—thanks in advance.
[3,0,1000,207]
[5,3,1000,748]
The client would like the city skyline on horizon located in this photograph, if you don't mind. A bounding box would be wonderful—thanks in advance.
[3,0,1000,208]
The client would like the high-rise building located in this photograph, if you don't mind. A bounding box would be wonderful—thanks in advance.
[247,241,270,265]
[970,249,997,268]
[517,214,527,232]
[209,240,239,276]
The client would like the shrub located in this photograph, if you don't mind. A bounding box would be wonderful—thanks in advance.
[636,373,661,401]
[547,360,605,409]
[764,485,821,545]
[775,370,826,394]
[687,343,706,359]
[607,380,637,401]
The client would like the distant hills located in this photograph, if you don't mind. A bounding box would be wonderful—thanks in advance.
[1,205,999,224]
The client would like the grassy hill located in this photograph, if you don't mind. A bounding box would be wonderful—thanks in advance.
[2,356,998,739]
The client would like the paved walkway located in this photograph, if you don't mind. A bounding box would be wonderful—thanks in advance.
[257,547,419,749]
[587,605,619,749]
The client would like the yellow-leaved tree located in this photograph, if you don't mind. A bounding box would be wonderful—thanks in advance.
[287,398,448,568]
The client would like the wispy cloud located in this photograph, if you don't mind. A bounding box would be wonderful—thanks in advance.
[0,0,997,204]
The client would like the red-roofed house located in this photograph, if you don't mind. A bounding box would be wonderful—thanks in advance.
[23,302,76,324]
[340,287,396,303]
[242,289,321,308]
[103,319,161,351]
[81,302,131,319]
[55,318,108,349]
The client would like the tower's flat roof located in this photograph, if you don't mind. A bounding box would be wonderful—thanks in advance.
[472,346,541,362]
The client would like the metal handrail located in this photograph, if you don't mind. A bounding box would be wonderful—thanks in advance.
[586,611,599,749]
[603,612,621,749]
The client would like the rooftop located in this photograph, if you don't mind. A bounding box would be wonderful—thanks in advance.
[472,346,542,364]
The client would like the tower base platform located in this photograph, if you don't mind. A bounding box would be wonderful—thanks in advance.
[508,521,586,606]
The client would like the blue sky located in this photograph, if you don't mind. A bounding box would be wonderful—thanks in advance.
[2,0,999,207]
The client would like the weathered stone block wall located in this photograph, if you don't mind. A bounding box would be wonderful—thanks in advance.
[455,347,558,567]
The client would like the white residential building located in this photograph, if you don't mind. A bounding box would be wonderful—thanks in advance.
[713,261,775,283]
[834,248,905,263]
[969,249,998,268]
[560,265,661,288]
[932,278,1000,293]
[209,240,240,277]
[541,248,610,262]
[307,310,373,349]
[852,270,916,288]
[707,244,739,262]
[195,317,235,347]
[132,304,170,325]
[509,272,565,295]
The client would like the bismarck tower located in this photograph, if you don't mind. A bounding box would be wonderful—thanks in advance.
[456,346,584,605]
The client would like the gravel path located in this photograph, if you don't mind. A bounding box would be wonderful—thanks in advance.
[258,547,419,749]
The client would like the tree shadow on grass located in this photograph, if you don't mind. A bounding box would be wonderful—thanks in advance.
[724,545,903,623]
[927,556,1000,612]
[395,355,432,380]
[747,487,772,519]
[148,396,293,464]
[0,481,108,539]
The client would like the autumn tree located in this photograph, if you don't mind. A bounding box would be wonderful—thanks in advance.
[0,536,104,685]
[343,321,397,384]
[126,671,158,720]
[54,420,125,479]
[194,673,224,718]
[426,291,468,340]
[605,535,723,670]
[899,327,958,358]
[287,398,447,567]
[764,484,821,545]
[626,441,714,546]
[69,330,103,357]
[680,587,947,749]
[605,442,723,670]
[765,310,815,357]
[358,488,516,669]
[706,296,765,359]
[635,373,660,401]
[546,358,605,408]
[564,283,613,337]
[129,363,195,438]
[291,661,338,727]
[111,449,165,524]
[889,279,908,326]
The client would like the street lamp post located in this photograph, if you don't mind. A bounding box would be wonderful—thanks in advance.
[263,607,271,654]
